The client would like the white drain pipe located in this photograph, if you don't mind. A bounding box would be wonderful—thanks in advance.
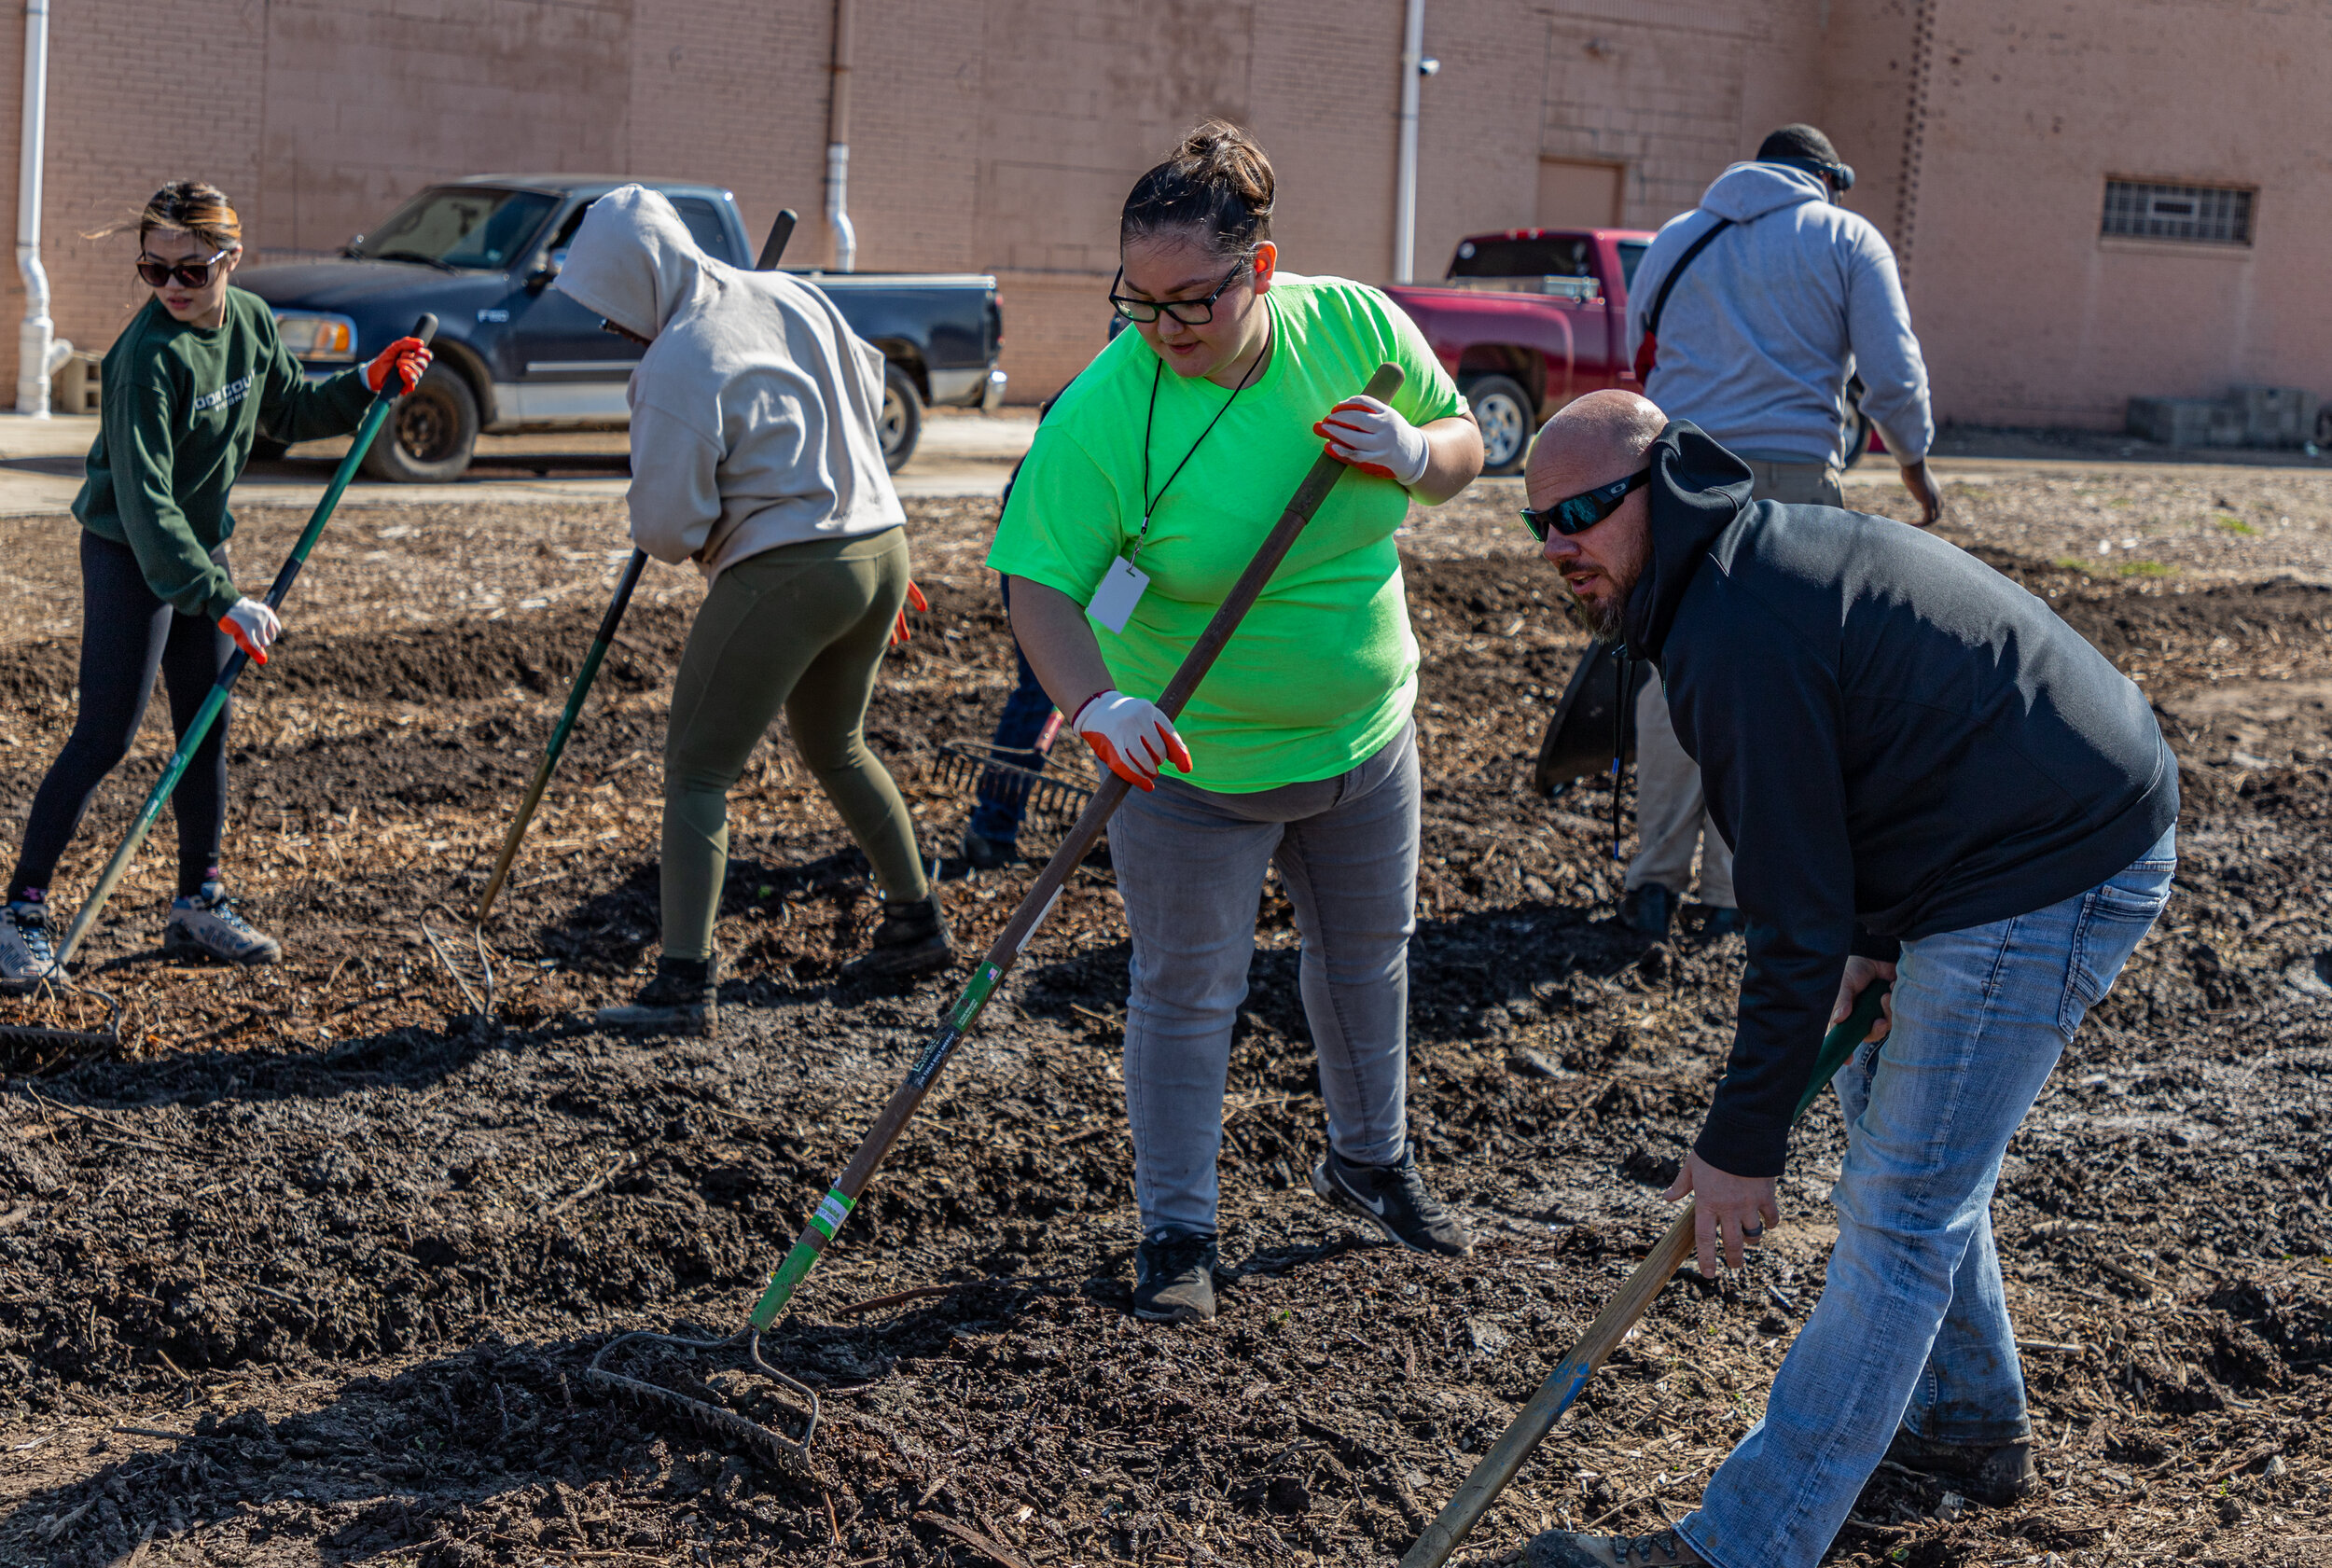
[15,0,68,416]
[825,0,857,272]
[1393,0,1426,284]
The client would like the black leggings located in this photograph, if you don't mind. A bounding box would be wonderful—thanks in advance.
[9,532,232,901]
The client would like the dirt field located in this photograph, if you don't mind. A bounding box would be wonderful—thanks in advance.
[0,470,2326,1568]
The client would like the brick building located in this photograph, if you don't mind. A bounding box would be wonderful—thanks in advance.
[0,0,2318,430]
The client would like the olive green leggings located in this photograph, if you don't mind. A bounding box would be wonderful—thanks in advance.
[661,529,927,961]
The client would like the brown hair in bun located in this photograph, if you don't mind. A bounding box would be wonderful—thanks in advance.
[1121,120,1275,262]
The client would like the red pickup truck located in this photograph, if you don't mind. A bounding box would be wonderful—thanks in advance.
[1386,226,1878,476]
[1384,228,1652,474]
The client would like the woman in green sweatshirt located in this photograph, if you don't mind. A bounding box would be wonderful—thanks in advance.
[0,181,430,991]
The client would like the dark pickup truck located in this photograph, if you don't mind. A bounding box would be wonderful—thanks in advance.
[238,175,1006,481]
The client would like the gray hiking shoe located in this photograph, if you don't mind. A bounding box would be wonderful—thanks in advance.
[596,956,717,1035]
[849,888,952,978]
[1883,1425,2039,1505]
[1132,1231,1219,1324]
[1525,1527,1706,1567]
[1310,1142,1474,1257]
[163,886,281,966]
[0,898,58,993]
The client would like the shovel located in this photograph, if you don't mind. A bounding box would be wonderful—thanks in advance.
[0,314,439,1052]
[585,361,1409,1472]
[1399,978,1895,1567]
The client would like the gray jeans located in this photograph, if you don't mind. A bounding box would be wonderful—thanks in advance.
[1108,719,1420,1237]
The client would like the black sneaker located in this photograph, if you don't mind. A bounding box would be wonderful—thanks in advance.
[0,897,57,993]
[1685,903,1747,939]
[596,955,717,1035]
[1883,1425,2039,1506]
[961,827,1018,870]
[1132,1231,1219,1323]
[162,884,282,965]
[1309,1142,1474,1256]
[849,889,952,978]
[1617,883,1675,937]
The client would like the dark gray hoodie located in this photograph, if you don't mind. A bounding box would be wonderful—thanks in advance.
[1625,423,2178,1176]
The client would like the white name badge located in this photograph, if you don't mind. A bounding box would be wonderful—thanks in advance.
[1086,556,1150,634]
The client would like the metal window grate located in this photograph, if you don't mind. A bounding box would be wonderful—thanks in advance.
[2102,180,2254,245]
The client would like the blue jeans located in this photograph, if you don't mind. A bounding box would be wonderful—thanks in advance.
[1107,721,1419,1237]
[1681,826,2175,1568]
[969,576,1059,845]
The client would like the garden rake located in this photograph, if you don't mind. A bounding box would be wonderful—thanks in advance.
[1398,979,1895,1568]
[584,362,1409,1471]
[0,314,439,1053]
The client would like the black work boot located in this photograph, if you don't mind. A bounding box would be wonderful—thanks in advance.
[1132,1231,1219,1324]
[1310,1141,1474,1256]
[850,888,952,978]
[1883,1426,2040,1505]
[1617,883,1675,937]
[1525,1527,1706,1567]
[596,955,717,1035]
[960,827,1018,870]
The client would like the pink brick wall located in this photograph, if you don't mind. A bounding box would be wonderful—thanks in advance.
[0,1,2316,430]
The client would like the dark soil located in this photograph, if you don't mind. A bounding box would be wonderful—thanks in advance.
[0,507,2326,1568]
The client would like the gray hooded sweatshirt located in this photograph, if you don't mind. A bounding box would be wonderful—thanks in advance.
[1625,161,1933,467]
[554,185,904,577]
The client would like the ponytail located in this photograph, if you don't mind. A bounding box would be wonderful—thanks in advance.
[1120,120,1275,261]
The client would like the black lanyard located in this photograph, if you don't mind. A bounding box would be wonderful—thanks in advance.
[1134,307,1271,561]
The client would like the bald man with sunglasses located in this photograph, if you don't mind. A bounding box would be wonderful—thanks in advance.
[1516,390,2177,1568]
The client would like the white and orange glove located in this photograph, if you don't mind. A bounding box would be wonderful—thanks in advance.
[365,335,433,395]
[1313,394,1431,486]
[219,597,282,665]
[1073,689,1192,791]
[889,580,929,646]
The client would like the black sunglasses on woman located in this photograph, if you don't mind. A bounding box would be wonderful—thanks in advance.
[135,248,230,289]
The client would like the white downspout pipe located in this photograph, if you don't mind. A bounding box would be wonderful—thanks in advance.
[825,0,857,272]
[15,0,69,417]
[1393,0,1425,284]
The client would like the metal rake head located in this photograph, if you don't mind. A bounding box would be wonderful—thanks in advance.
[0,971,122,1055]
[585,1325,820,1478]
[419,923,495,1019]
[931,741,1095,828]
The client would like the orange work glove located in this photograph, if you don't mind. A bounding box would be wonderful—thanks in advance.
[889,580,929,646]
[365,335,433,395]
[218,597,282,666]
[1072,689,1192,791]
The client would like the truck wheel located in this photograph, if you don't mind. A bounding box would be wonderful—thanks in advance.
[1464,374,1534,476]
[880,363,923,473]
[361,363,479,483]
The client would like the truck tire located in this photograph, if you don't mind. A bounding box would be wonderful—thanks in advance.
[361,363,479,483]
[1464,374,1534,477]
[880,362,923,473]
[1841,375,1874,470]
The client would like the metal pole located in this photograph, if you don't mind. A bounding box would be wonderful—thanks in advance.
[14,0,67,416]
[1393,0,1426,284]
[826,0,857,272]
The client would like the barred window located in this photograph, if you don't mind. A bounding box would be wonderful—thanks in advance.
[2102,180,2254,245]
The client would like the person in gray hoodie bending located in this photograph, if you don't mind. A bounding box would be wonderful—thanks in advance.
[1616,124,1943,940]
[553,185,949,1034]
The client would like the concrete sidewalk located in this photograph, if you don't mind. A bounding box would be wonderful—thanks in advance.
[0,405,1038,516]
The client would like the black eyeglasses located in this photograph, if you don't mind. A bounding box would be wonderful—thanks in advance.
[1107,264,1246,326]
[136,248,230,289]
[1520,468,1651,542]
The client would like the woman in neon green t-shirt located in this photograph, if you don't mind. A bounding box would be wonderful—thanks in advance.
[986,121,1485,1324]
